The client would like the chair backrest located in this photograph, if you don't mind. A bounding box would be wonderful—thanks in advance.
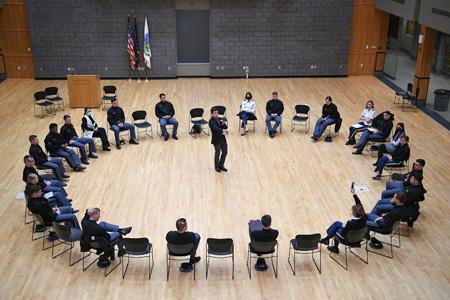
[295,104,310,115]
[132,110,147,122]
[250,240,277,253]
[167,243,195,256]
[52,221,72,241]
[34,91,47,101]
[215,105,226,116]
[103,85,117,95]
[190,108,204,119]
[294,233,321,251]
[44,87,58,96]
[88,236,110,251]
[207,238,233,254]
[123,237,150,253]
[32,213,44,226]
[344,226,368,244]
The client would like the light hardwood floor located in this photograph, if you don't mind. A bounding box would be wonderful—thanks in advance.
[0,76,449,299]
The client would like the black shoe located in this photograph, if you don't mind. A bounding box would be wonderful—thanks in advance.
[116,144,121,150]
[320,237,330,245]
[369,237,383,249]
[103,147,111,151]
[269,132,274,138]
[62,174,70,179]
[74,166,85,172]
[345,140,355,145]
[72,209,79,214]
[215,168,222,173]
[172,134,178,140]
[88,153,98,159]
[97,258,111,268]
[118,227,132,235]
[130,139,139,145]
[118,249,126,257]
[372,175,382,180]
[220,166,228,172]
[372,162,378,166]
[34,225,45,233]
[81,160,90,165]
[327,246,339,254]
[120,139,126,145]
[164,134,169,141]
[61,182,67,187]
[352,145,359,149]
[189,257,201,264]
[310,136,318,141]
[67,198,73,202]
[352,149,363,155]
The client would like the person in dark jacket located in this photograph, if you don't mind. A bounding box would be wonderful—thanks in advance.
[352,111,393,155]
[81,108,110,151]
[248,214,279,269]
[381,173,425,204]
[166,218,201,264]
[155,93,178,141]
[372,136,410,180]
[26,184,79,228]
[209,106,229,172]
[265,91,284,138]
[60,114,97,164]
[29,135,68,181]
[311,96,339,140]
[106,99,139,149]
[376,122,405,159]
[391,158,425,182]
[44,123,85,171]
[320,204,367,253]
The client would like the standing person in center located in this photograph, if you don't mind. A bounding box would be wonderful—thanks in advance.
[209,106,229,173]
[265,91,284,138]
[155,93,179,141]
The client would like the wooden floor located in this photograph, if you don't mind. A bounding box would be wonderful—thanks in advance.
[0,76,449,299]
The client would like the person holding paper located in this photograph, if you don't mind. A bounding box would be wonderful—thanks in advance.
[345,100,375,145]
[352,111,393,155]
[81,108,111,151]
[25,173,71,207]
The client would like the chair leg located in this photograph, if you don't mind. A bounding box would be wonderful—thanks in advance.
[149,250,154,280]
[246,248,251,279]
[122,254,130,279]
[288,245,296,275]
[232,252,234,280]
[205,244,209,279]
[166,251,170,281]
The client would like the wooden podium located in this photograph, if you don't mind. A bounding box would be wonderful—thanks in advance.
[67,75,101,108]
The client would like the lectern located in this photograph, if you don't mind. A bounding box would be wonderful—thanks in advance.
[67,75,101,108]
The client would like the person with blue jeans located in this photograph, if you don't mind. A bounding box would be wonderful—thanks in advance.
[373,136,410,180]
[238,92,257,135]
[352,111,393,155]
[107,99,139,149]
[60,115,97,164]
[155,93,179,141]
[29,135,69,181]
[311,96,339,141]
[44,123,86,172]
[166,218,201,264]
[265,91,284,138]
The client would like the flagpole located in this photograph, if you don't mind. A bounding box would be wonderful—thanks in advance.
[145,67,149,82]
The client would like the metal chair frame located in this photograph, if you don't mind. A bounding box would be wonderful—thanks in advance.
[328,230,368,271]
[290,105,310,133]
[367,221,401,259]
[189,108,209,138]
[288,234,321,275]
[132,110,153,141]
[246,241,278,279]
[205,238,234,280]
[166,243,196,281]
[122,238,154,280]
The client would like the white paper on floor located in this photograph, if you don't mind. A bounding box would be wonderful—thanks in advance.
[354,184,370,193]
[16,192,25,200]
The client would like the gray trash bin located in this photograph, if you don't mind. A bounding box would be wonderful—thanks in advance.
[433,89,450,111]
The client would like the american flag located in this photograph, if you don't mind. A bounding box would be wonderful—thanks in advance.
[127,15,136,70]
[133,16,141,68]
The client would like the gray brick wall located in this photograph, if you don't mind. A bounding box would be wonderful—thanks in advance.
[27,0,177,78]
[209,0,353,77]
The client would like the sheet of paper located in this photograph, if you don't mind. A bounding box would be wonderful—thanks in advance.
[352,123,364,128]
[354,184,370,193]
[44,191,54,199]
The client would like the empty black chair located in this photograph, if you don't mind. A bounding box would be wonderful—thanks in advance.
[52,222,83,266]
[82,236,122,277]
[328,226,368,270]
[216,105,228,124]
[291,104,310,133]
[288,233,321,275]
[367,221,401,259]
[205,238,234,279]
[102,85,117,110]
[189,108,209,137]
[166,243,196,281]
[122,237,154,280]
[247,240,278,279]
[394,83,412,104]
[132,110,153,140]
[402,86,420,112]
[45,86,64,110]
[34,91,54,118]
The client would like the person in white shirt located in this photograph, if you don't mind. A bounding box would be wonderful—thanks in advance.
[81,108,111,151]
[345,100,375,145]
[237,92,257,136]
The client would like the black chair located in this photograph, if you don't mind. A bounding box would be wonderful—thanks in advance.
[401,86,420,112]
[52,222,83,266]
[45,86,64,111]
[205,238,234,279]
[189,108,209,138]
[34,91,54,118]
[291,104,310,133]
[31,213,54,250]
[216,105,228,124]
[288,234,321,275]
[24,194,33,225]
[247,240,278,279]
[82,236,122,277]
[328,227,368,270]
[132,110,153,141]
[166,243,195,281]
[384,158,410,180]
[367,221,401,259]
[102,85,117,110]
[394,83,412,105]
[122,237,154,280]
[237,111,257,133]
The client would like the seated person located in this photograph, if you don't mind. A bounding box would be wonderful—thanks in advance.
[81,208,131,265]
[61,114,97,164]
[238,92,256,135]
[372,136,410,180]
[352,111,393,155]
[29,134,69,181]
[44,123,85,172]
[320,204,367,254]
[311,96,339,141]
[346,100,376,145]
[392,158,425,182]
[248,214,279,270]
[265,91,284,138]
[82,108,111,151]
[376,122,405,160]
[26,184,79,229]
[107,99,139,149]
[25,173,71,207]
[155,93,179,141]
[166,218,201,264]
[381,173,425,205]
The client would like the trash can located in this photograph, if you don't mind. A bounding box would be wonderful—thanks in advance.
[433,89,450,111]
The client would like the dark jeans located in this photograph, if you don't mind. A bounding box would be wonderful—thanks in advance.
[326,221,345,247]
[347,122,368,143]
[39,157,65,180]
[92,128,110,148]
[213,141,227,168]
[357,130,385,149]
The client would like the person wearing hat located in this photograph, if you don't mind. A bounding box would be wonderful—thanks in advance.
[265,91,284,138]
[311,96,339,141]
[209,106,229,172]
